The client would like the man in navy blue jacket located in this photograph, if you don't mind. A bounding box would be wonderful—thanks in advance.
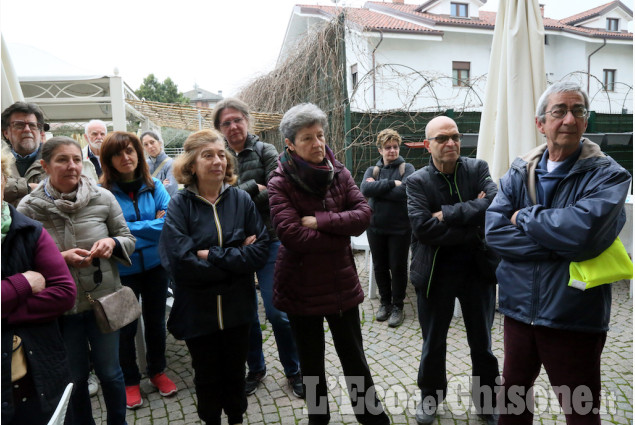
[486,81,631,425]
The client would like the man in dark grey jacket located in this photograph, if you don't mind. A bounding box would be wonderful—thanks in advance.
[212,98,303,399]
[407,116,500,425]
[486,82,631,425]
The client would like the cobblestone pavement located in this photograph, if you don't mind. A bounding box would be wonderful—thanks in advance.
[92,253,633,424]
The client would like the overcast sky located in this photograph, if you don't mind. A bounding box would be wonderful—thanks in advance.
[1,0,630,97]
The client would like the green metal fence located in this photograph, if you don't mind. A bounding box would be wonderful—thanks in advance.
[347,111,632,183]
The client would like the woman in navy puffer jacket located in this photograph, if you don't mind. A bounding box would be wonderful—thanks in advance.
[100,131,177,410]
[159,129,269,425]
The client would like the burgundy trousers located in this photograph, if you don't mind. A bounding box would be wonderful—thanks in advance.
[498,316,606,425]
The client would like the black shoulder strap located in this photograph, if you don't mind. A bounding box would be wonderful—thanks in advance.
[254,141,264,161]
[374,163,405,179]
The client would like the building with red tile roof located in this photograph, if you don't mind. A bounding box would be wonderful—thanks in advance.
[279,0,632,113]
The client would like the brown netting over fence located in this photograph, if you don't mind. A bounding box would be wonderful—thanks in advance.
[125,99,282,134]
[237,14,348,161]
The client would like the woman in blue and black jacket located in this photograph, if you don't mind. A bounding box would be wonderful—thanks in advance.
[100,131,177,410]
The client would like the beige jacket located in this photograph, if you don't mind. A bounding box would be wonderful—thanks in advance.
[17,176,135,314]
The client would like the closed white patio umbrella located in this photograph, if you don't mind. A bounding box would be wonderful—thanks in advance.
[1,34,24,110]
[477,0,546,182]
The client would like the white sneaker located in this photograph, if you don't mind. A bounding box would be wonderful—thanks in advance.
[88,372,99,397]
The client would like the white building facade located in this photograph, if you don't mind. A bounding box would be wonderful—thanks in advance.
[280,0,633,113]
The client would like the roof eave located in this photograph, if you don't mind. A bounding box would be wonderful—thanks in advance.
[366,2,438,26]
[363,27,444,36]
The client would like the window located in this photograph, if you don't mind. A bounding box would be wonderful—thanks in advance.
[606,18,619,31]
[452,61,470,87]
[544,34,549,45]
[604,69,616,91]
[351,64,358,89]
[451,2,468,17]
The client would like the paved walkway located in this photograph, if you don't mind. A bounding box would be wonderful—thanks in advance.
[92,252,633,424]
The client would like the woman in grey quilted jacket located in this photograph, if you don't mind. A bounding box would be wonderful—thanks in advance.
[18,137,135,425]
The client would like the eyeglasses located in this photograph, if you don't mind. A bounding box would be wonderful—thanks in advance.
[428,133,462,144]
[219,117,244,128]
[10,120,43,132]
[382,145,400,151]
[79,256,102,292]
[545,107,588,119]
[92,258,102,286]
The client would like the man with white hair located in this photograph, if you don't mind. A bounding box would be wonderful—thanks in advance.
[83,119,107,177]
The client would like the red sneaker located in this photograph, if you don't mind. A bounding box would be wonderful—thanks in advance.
[125,385,143,409]
[150,372,177,397]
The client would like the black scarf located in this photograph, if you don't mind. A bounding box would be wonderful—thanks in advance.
[280,145,335,198]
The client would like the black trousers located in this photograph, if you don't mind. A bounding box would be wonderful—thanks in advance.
[288,306,390,425]
[415,255,499,413]
[185,324,250,425]
[367,229,410,308]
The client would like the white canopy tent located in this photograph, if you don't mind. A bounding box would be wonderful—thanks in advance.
[19,74,146,131]
[476,0,546,182]
[5,42,150,131]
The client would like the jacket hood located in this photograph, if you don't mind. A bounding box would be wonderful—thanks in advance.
[517,138,606,204]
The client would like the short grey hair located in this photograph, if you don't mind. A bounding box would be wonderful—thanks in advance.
[212,98,252,130]
[85,119,108,135]
[536,81,590,123]
[280,103,328,143]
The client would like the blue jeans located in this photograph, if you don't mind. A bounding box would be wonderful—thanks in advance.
[119,266,169,385]
[60,311,127,425]
[247,240,300,377]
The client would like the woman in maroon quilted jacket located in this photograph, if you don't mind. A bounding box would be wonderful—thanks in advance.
[268,103,390,425]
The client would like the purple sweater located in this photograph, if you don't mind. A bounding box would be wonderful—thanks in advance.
[2,228,76,324]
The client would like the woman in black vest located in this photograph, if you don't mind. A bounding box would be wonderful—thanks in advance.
[1,145,76,424]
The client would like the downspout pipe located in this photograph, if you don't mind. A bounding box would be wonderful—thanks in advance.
[372,30,384,110]
[587,38,607,94]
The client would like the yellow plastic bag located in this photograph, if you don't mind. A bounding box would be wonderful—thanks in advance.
[569,237,633,291]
